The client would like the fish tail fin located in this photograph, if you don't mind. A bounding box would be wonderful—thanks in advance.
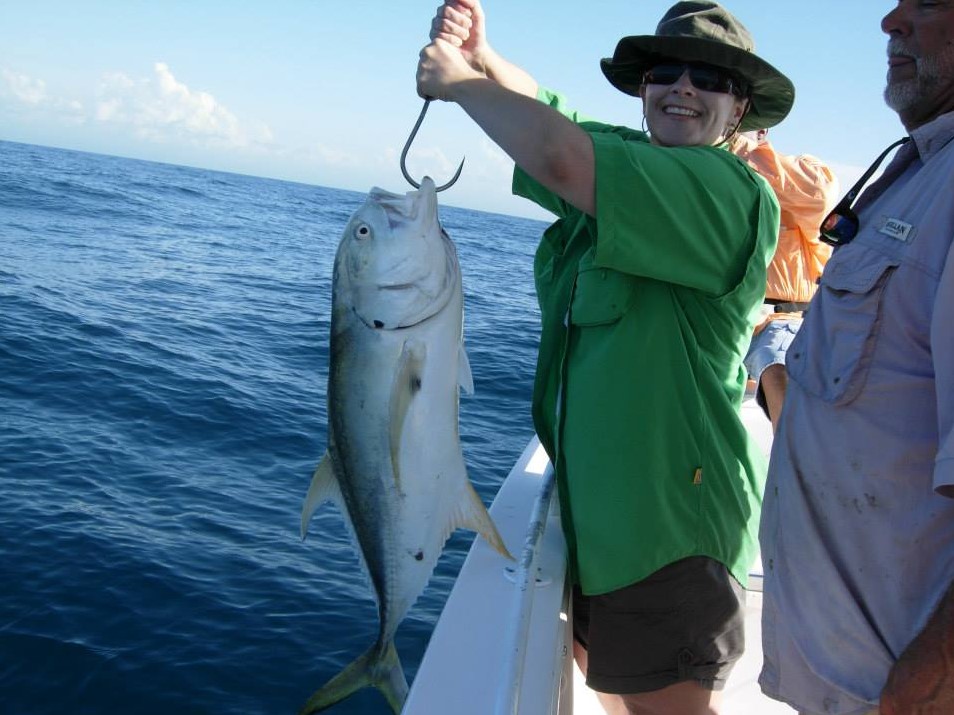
[301,452,340,541]
[299,640,408,715]
[459,480,514,561]
[375,641,409,713]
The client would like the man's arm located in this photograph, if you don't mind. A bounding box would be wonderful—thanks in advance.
[881,245,954,713]
[880,581,954,714]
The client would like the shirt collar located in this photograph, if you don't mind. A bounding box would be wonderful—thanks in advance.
[908,109,954,162]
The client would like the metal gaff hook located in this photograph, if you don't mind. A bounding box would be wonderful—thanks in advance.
[400,98,465,192]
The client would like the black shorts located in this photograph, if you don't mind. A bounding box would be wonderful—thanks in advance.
[573,556,746,694]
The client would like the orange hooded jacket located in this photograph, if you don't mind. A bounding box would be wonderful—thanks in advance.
[731,135,840,320]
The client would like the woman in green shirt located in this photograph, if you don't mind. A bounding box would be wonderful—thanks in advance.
[418,2,793,712]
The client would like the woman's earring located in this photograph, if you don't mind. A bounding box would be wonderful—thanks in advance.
[641,115,648,133]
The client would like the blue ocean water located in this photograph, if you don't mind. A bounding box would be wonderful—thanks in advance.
[0,140,545,714]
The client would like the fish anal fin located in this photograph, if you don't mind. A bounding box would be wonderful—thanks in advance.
[458,343,474,395]
[449,480,514,561]
[300,452,341,540]
[298,639,408,715]
[388,340,427,490]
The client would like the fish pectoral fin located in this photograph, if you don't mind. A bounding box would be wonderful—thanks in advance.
[388,340,427,490]
[298,639,408,715]
[451,480,514,561]
[300,452,341,541]
[458,343,474,395]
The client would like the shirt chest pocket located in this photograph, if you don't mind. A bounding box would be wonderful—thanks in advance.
[570,265,638,327]
[787,250,898,405]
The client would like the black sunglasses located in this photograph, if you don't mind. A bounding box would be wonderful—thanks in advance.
[643,62,747,97]
[819,136,911,247]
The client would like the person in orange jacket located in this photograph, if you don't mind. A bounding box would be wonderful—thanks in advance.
[731,129,840,431]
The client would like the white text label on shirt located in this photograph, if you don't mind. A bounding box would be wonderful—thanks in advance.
[878,216,914,243]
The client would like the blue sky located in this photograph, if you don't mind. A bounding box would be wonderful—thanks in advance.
[1,1,904,219]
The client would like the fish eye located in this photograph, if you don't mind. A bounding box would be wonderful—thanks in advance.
[353,223,372,240]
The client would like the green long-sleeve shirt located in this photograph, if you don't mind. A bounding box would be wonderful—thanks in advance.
[516,88,779,594]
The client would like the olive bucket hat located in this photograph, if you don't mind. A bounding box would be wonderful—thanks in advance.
[600,1,794,130]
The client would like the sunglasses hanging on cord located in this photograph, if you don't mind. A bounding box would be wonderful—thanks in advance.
[819,136,911,247]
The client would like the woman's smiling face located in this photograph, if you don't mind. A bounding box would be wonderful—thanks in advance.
[640,68,748,147]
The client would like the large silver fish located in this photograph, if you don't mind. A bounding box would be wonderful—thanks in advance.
[299,177,512,714]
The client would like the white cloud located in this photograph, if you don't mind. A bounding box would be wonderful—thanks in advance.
[1,68,47,105]
[476,137,514,177]
[94,62,273,150]
[0,61,269,149]
[1,63,411,191]
[311,144,362,168]
[0,66,86,126]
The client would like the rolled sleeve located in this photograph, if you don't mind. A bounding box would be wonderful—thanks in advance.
[511,87,623,218]
[592,132,778,295]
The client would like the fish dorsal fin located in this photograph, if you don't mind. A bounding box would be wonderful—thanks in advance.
[457,343,474,395]
[301,452,341,540]
[389,340,427,490]
[445,479,514,561]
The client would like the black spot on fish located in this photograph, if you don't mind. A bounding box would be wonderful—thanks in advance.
[374,320,385,329]
[410,375,422,393]
[414,551,424,561]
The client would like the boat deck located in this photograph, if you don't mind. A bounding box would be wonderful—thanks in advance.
[572,573,794,713]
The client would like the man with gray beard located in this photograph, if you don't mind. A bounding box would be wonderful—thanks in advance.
[759,2,954,714]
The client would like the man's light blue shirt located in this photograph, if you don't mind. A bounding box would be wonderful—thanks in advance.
[759,110,954,715]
